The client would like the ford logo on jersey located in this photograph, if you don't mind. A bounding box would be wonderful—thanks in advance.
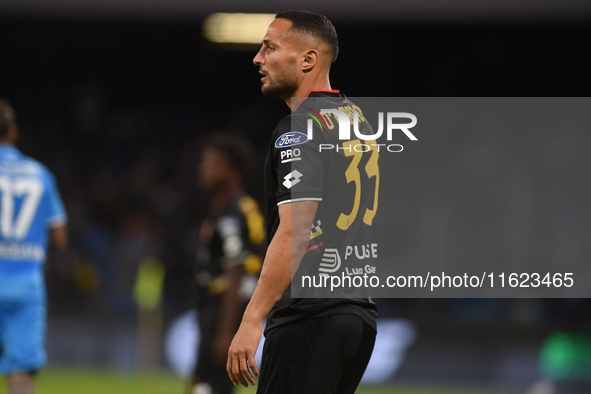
[274,132,308,148]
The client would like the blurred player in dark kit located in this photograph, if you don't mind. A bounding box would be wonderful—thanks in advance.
[190,134,265,394]
[227,11,379,394]
[0,99,68,394]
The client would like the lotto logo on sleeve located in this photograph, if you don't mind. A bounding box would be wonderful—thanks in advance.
[275,132,308,148]
[283,170,303,189]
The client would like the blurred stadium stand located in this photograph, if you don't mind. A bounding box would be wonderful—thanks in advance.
[2,0,591,21]
[1,2,591,391]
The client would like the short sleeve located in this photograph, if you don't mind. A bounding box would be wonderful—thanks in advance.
[272,114,328,206]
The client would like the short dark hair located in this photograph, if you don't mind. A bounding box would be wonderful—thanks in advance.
[0,98,16,138]
[203,133,257,182]
[275,10,339,63]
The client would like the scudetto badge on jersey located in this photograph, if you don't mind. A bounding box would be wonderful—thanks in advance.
[274,132,308,148]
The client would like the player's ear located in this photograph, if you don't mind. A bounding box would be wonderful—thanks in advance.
[302,49,319,71]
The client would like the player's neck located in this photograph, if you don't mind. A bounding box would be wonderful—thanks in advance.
[0,127,20,144]
[286,75,332,110]
[212,180,243,206]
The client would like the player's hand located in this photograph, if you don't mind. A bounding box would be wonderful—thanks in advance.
[226,319,262,387]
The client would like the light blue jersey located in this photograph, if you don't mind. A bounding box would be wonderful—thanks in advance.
[0,145,67,302]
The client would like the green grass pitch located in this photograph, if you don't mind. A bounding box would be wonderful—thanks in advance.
[0,367,517,394]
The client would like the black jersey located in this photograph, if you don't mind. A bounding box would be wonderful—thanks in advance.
[264,90,379,333]
[196,189,265,302]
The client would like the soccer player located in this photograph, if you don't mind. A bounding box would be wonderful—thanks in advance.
[227,11,379,394]
[0,99,68,394]
[191,134,265,394]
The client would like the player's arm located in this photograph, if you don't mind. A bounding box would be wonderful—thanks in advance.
[49,223,68,251]
[215,207,264,365]
[45,171,68,251]
[227,200,318,387]
[214,264,245,365]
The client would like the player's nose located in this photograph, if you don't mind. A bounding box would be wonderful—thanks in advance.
[253,49,264,66]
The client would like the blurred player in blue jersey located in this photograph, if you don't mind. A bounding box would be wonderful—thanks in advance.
[0,99,68,394]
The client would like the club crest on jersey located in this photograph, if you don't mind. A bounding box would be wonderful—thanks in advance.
[274,132,308,148]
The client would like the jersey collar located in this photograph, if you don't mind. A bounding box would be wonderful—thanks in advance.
[0,144,19,155]
[294,90,341,111]
[212,181,243,210]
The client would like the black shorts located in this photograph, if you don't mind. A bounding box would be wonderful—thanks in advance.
[257,314,376,394]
